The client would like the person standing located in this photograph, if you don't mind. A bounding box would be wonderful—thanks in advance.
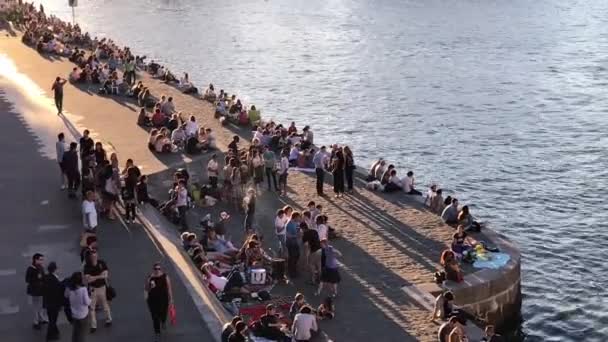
[285,212,301,279]
[63,142,80,198]
[43,262,64,341]
[316,239,342,297]
[56,133,67,190]
[331,149,345,198]
[26,253,47,329]
[124,57,136,85]
[175,180,189,232]
[243,188,256,232]
[51,76,67,115]
[278,150,289,196]
[343,146,355,192]
[66,272,90,342]
[145,263,174,341]
[79,130,94,160]
[312,146,328,196]
[207,154,219,188]
[262,146,278,191]
[82,191,98,232]
[83,251,112,332]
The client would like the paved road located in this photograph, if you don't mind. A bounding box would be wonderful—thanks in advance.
[0,89,213,341]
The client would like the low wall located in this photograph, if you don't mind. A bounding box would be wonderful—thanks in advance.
[439,228,522,329]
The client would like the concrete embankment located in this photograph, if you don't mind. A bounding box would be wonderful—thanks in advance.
[0,30,521,341]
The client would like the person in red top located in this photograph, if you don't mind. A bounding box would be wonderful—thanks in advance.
[152,109,167,127]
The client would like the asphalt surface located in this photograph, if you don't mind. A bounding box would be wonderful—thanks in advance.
[0,91,213,341]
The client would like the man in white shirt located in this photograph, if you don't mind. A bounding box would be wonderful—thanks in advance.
[207,154,219,188]
[171,125,186,146]
[175,180,189,232]
[185,116,198,137]
[279,154,289,196]
[82,191,98,232]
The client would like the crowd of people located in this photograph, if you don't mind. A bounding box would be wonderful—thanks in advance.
[9,2,507,341]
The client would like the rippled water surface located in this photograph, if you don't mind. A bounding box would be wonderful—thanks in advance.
[35,0,608,340]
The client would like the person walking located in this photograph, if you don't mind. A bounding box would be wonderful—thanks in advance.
[145,263,174,341]
[343,146,355,192]
[63,142,80,198]
[263,146,278,191]
[66,272,90,342]
[83,251,112,332]
[331,148,345,198]
[56,133,67,190]
[51,76,67,115]
[312,146,328,196]
[26,253,47,329]
[43,262,64,341]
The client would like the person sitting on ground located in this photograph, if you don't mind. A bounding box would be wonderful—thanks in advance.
[222,316,243,342]
[448,316,468,342]
[171,124,187,148]
[452,225,477,258]
[205,229,238,257]
[440,250,463,283]
[384,169,403,192]
[292,306,318,342]
[287,121,297,135]
[301,125,314,149]
[244,240,272,268]
[367,158,384,181]
[179,72,198,94]
[438,316,459,342]
[380,164,395,185]
[148,129,159,150]
[69,67,80,82]
[166,113,180,131]
[154,133,173,153]
[137,107,150,126]
[288,143,300,166]
[228,321,248,342]
[289,293,307,320]
[441,198,459,225]
[317,296,335,320]
[203,83,217,102]
[430,189,445,214]
[481,325,504,342]
[457,205,473,231]
[403,171,422,195]
[131,81,144,98]
[185,115,198,137]
[248,105,261,125]
[161,96,175,115]
[228,136,240,155]
[151,108,168,128]
[216,100,227,117]
[431,291,455,321]
[259,304,289,341]
[425,184,437,206]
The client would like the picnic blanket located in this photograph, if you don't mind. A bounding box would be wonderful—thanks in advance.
[473,252,510,269]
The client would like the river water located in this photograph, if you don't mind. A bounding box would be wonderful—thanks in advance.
[32,0,608,340]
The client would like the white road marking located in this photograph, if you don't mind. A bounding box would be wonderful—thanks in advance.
[0,269,16,276]
[38,224,71,232]
[401,285,435,311]
[0,298,19,315]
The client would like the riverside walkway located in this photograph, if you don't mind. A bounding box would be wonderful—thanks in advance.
[0,31,504,341]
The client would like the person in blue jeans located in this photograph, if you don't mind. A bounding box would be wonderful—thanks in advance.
[285,212,301,278]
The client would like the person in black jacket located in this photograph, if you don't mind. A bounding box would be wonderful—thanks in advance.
[43,262,64,341]
[63,142,80,198]
[25,253,47,329]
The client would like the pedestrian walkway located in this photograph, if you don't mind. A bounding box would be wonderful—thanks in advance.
[0,80,213,341]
